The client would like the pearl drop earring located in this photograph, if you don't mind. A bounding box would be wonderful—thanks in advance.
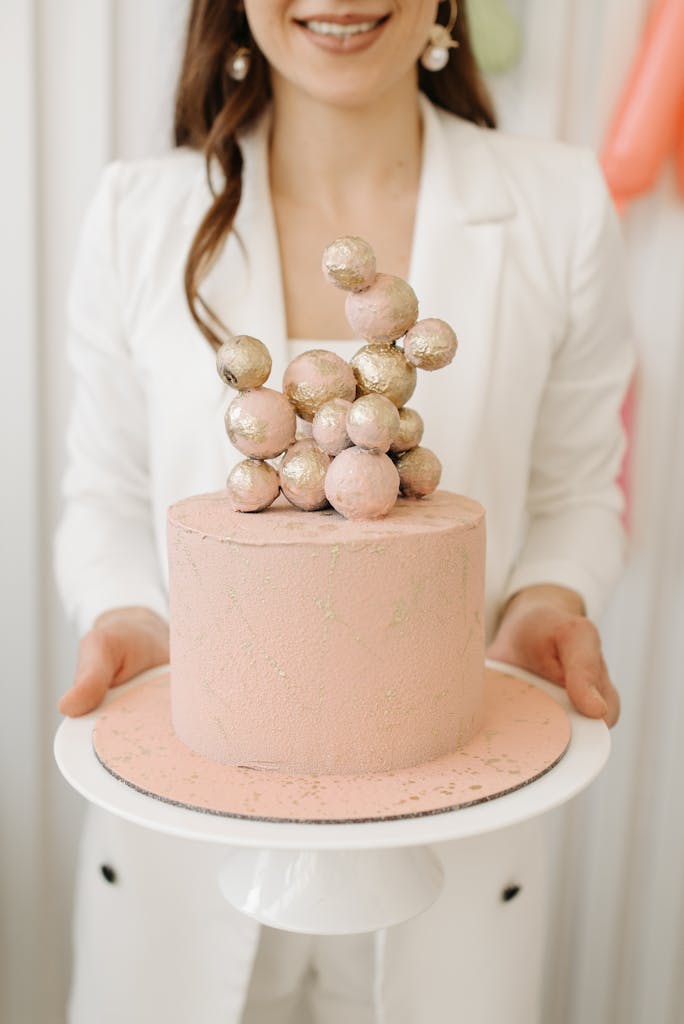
[227,46,251,82]
[420,0,459,72]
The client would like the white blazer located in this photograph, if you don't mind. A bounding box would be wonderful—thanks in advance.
[56,97,634,1024]
[55,96,633,642]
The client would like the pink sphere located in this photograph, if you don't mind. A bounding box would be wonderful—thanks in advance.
[403,318,458,370]
[389,406,424,453]
[279,439,331,511]
[224,387,296,459]
[396,446,442,498]
[324,446,400,520]
[227,459,280,512]
[322,236,376,292]
[345,273,419,344]
[346,394,400,453]
[283,349,356,421]
[312,398,353,456]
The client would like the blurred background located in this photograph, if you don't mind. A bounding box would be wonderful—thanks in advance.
[1,1,682,1021]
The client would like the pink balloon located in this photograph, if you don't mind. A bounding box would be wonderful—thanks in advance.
[618,376,637,534]
[602,0,684,205]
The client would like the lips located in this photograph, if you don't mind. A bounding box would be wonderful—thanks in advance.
[295,12,390,24]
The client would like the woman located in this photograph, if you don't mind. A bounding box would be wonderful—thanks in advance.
[56,1,632,1021]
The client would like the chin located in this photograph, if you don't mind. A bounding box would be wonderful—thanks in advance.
[281,62,419,111]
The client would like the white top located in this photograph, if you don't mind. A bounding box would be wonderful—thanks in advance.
[54,97,635,639]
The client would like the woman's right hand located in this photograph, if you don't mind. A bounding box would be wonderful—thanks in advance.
[58,606,169,717]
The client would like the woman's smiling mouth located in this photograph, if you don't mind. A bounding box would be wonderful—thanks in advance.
[294,12,391,51]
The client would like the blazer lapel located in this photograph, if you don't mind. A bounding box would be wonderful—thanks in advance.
[409,98,516,492]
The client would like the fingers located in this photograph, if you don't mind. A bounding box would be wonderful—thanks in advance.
[491,597,621,728]
[487,608,566,686]
[554,619,620,727]
[58,629,121,717]
[595,656,620,727]
[58,609,170,718]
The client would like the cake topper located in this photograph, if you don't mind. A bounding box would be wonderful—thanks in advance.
[216,235,458,520]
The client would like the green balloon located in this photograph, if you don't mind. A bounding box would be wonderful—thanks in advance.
[467,0,522,74]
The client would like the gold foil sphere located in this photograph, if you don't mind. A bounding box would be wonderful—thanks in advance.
[395,446,442,498]
[389,406,424,454]
[283,349,357,421]
[346,394,400,453]
[322,236,377,292]
[216,335,272,390]
[350,344,417,409]
[279,439,331,511]
[225,387,296,459]
[312,398,353,456]
[403,318,458,371]
[227,459,280,512]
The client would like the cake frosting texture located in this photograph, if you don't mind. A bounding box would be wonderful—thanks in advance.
[168,490,485,775]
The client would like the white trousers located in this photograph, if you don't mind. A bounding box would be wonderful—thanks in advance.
[67,807,548,1024]
[241,928,376,1024]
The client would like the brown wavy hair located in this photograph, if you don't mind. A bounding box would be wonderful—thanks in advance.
[174,1,496,351]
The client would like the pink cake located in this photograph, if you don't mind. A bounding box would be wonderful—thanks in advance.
[168,490,485,775]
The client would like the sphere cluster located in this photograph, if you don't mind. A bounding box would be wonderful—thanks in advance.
[217,236,458,520]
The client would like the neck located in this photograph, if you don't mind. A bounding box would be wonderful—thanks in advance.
[268,75,423,218]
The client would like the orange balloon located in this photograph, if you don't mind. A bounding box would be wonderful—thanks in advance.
[602,0,684,205]
[677,91,684,198]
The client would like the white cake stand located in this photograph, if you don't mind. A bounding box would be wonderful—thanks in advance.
[54,660,610,934]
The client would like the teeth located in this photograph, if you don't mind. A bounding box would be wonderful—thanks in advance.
[305,18,380,36]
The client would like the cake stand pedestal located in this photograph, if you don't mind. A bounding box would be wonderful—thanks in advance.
[54,660,609,935]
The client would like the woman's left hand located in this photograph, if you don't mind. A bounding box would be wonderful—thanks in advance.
[487,584,620,727]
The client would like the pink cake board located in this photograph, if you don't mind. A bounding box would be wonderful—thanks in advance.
[93,667,571,824]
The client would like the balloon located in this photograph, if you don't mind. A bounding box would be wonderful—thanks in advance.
[601,0,684,206]
[467,0,522,75]
[618,376,637,532]
[676,92,684,198]
[600,2,684,527]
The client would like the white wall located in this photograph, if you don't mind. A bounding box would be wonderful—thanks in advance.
[1,1,682,1022]
[490,3,684,1023]
[1,6,42,1024]
[1,3,186,1021]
